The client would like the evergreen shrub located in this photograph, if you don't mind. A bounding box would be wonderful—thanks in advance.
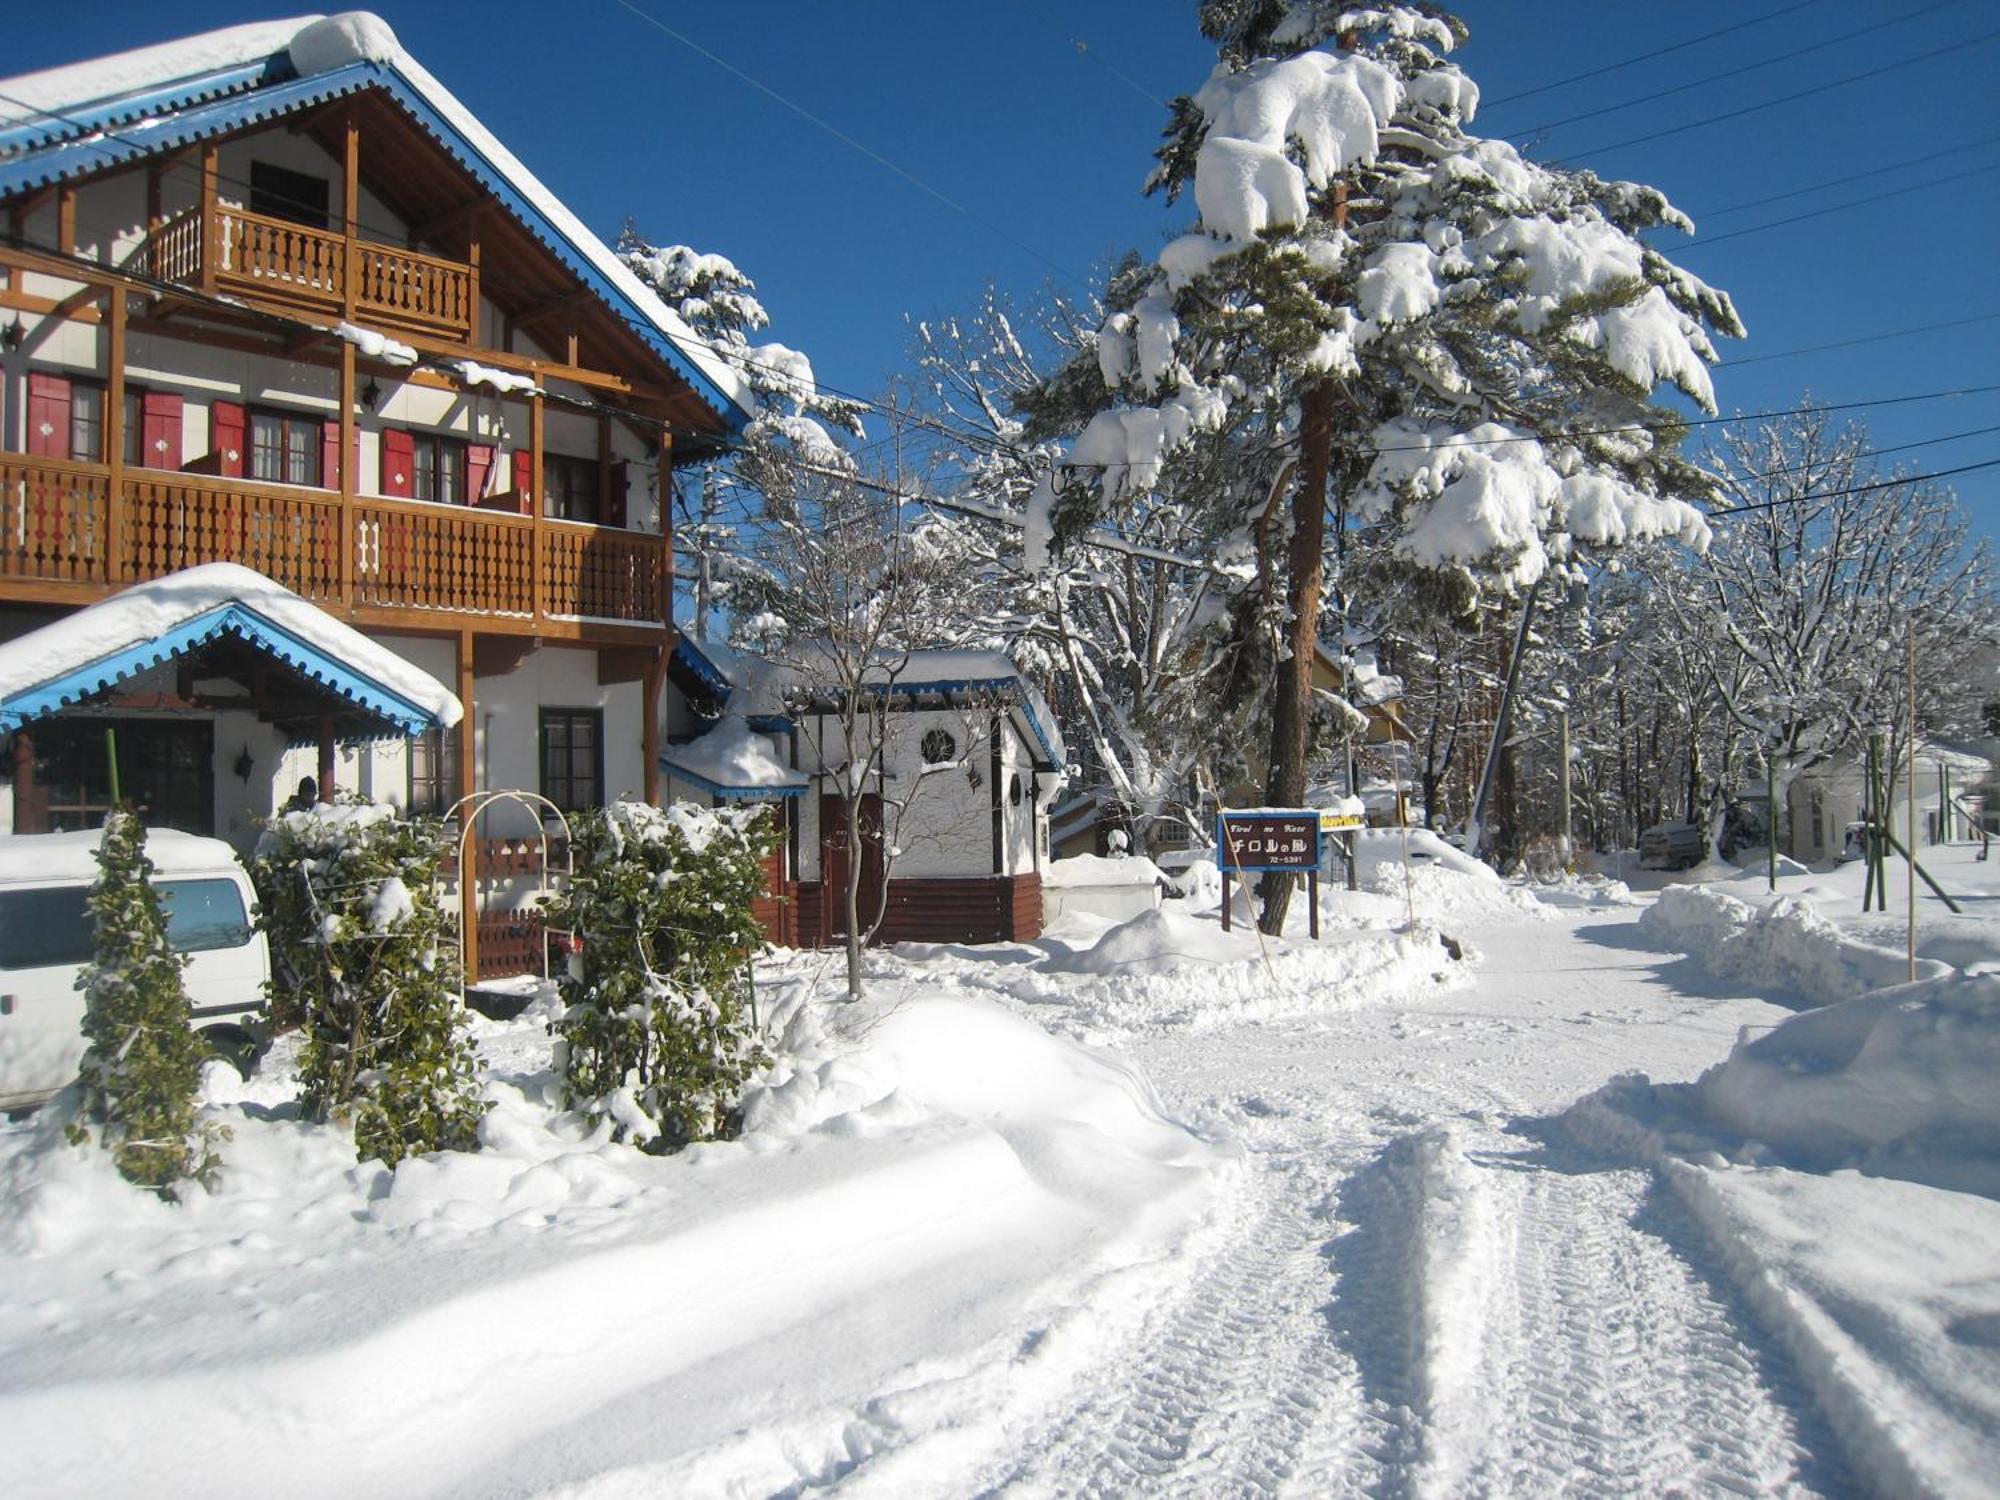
[251,802,485,1165]
[546,799,774,1150]
[69,810,224,1194]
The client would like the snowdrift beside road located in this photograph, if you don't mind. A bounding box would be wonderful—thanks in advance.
[1643,884,1951,1004]
[0,982,1229,1499]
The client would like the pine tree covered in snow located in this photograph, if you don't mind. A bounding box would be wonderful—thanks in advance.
[1024,1,1741,921]
[251,804,484,1166]
[616,225,867,630]
[547,800,773,1149]
[68,810,222,1194]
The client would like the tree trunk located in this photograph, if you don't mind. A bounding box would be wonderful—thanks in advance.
[1257,380,1334,934]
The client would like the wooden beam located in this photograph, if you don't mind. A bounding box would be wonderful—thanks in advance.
[473,636,538,677]
[339,340,356,606]
[105,286,128,583]
[199,144,219,296]
[457,629,479,983]
[596,646,656,685]
[56,188,76,257]
[341,113,359,323]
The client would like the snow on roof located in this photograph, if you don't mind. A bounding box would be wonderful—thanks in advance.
[674,634,1068,769]
[0,563,460,734]
[0,14,757,429]
[660,716,809,800]
[0,826,249,884]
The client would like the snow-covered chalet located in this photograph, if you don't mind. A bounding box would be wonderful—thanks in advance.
[0,15,763,975]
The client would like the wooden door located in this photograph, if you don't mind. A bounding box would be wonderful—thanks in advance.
[820,792,884,941]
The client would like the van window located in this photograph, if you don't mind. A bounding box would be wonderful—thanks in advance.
[157,879,253,953]
[0,878,250,970]
[0,887,93,969]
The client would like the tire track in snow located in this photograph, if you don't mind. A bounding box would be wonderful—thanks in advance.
[1397,1138,1844,1498]
[987,1102,1399,1498]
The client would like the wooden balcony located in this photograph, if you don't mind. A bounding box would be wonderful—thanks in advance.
[0,454,667,635]
[134,204,477,344]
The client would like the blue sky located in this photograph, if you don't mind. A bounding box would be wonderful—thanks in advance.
[15,2,2000,532]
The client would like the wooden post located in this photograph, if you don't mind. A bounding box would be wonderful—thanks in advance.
[529,391,545,615]
[56,188,76,257]
[10,730,41,834]
[338,342,357,608]
[316,714,336,803]
[1308,868,1320,939]
[457,630,480,983]
[642,647,663,806]
[199,144,219,296]
[105,284,127,583]
[341,115,359,322]
[465,240,480,345]
[1907,620,1918,982]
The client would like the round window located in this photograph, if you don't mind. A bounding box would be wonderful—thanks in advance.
[921,729,957,765]
[1009,773,1024,807]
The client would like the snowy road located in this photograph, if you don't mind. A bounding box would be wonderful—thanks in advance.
[982,909,1852,1497]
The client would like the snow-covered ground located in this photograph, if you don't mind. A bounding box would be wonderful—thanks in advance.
[3,838,1997,1497]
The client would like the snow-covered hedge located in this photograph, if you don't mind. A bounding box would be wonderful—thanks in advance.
[250,803,484,1165]
[546,800,776,1151]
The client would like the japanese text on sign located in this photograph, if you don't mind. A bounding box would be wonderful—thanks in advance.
[1216,812,1322,872]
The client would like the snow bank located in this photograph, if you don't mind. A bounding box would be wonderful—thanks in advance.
[1041,852,1166,889]
[1643,886,1950,1005]
[0,980,1227,1498]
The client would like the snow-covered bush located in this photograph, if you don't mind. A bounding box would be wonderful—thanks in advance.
[251,803,484,1165]
[67,810,224,1195]
[546,800,775,1150]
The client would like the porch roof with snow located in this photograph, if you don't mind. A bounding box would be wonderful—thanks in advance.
[659,715,809,801]
[0,13,757,437]
[672,633,1068,770]
[0,563,459,740]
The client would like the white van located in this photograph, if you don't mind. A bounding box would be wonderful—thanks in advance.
[0,829,269,1111]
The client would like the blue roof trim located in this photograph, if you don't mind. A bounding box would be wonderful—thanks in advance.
[0,601,443,738]
[0,56,284,161]
[0,57,751,433]
[671,635,736,698]
[658,757,806,802]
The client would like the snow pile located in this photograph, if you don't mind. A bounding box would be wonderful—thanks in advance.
[1041,852,1166,890]
[660,715,808,794]
[1643,886,1950,1004]
[333,320,418,366]
[1349,827,1551,923]
[1695,975,2000,1193]
[0,979,1228,1497]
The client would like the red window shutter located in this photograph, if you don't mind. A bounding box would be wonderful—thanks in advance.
[26,372,71,459]
[320,420,342,490]
[380,428,415,497]
[139,391,184,470]
[605,460,628,529]
[210,400,246,478]
[468,443,495,506]
[512,450,533,515]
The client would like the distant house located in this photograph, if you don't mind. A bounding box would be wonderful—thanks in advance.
[0,15,764,976]
[1784,740,1991,862]
[665,635,1066,945]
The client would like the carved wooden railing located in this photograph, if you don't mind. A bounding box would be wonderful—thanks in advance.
[0,456,667,626]
[353,495,536,617]
[135,205,475,342]
[541,519,669,622]
[0,455,111,587]
[125,470,343,600]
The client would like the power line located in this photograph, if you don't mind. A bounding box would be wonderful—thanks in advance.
[1480,0,1823,109]
[1708,457,2000,517]
[604,0,1092,291]
[1736,423,2000,485]
[1569,28,2000,160]
[1688,130,2000,219]
[1512,0,1970,139]
[1720,311,2000,369]
[1672,161,2000,253]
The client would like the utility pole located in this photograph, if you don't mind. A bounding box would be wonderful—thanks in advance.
[1908,618,1918,982]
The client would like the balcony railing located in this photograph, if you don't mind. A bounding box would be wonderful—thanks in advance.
[0,454,666,629]
[133,205,476,343]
